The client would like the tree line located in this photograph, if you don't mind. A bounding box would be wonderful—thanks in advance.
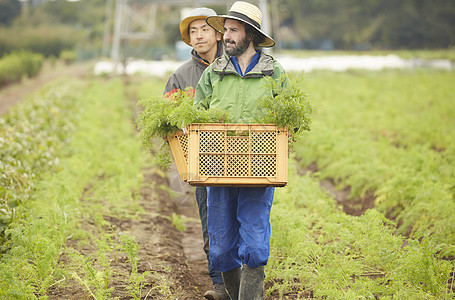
[281,0,455,49]
[0,0,454,54]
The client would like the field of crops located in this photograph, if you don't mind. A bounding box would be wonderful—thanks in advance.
[268,69,455,299]
[0,66,454,299]
[0,78,149,298]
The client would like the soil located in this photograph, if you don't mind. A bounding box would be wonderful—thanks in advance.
[0,61,92,115]
[0,64,372,299]
[46,165,210,300]
[297,162,376,216]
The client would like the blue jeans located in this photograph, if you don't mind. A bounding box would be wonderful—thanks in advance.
[195,186,224,284]
[206,186,275,272]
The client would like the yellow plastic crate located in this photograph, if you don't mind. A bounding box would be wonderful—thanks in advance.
[186,123,288,187]
[168,130,189,181]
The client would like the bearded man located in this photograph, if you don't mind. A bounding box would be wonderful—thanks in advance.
[194,2,287,299]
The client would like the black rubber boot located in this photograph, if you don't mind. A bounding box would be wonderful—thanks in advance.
[239,265,265,300]
[221,267,242,300]
[204,283,230,300]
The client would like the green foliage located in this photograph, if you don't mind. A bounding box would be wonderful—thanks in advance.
[294,70,455,256]
[171,213,186,232]
[2,0,454,59]
[0,51,44,87]
[267,159,454,298]
[0,78,145,298]
[0,80,77,246]
[135,88,230,168]
[120,235,152,299]
[120,235,141,274]
[5,0,106,53]
[19,0,106,30]
[136,88,230,140]
[284,0,455,49]
[59,49,76,65]
[0,25,82,58]
[70,252,114,300]
[0,0,21,26]
[256,72,313,144]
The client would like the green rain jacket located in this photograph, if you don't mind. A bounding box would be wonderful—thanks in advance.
[194,51,286,123]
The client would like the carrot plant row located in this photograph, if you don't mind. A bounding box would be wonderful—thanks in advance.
[0,81,79,246]
[264,69,454,298]
[0,78,147,298]
[268,159,453,298]
[293,69,455,255]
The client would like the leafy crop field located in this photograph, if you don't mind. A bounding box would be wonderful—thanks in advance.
[0,67,454,299]
[267,69,455,298]
[0,78,150,298]
[295,69,455,249]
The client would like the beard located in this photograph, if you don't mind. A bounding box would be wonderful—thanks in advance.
[224,36,251,57]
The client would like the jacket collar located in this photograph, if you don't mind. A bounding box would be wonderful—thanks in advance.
[211,51,275,78]
[192,41,224,68]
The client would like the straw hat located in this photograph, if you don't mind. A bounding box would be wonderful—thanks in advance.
[180,7,218,46]
[206,1,275,47]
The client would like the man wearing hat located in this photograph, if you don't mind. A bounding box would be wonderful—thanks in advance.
[195,1,287,299]
[163,7,229,300]
[164,7,223,96]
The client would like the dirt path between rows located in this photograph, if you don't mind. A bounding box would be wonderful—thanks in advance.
[46,165,211,299]
[0,61,92,115]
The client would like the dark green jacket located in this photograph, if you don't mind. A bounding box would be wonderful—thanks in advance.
[194,51,286,123]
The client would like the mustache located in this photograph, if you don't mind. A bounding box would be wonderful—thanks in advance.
[224,39,236,45]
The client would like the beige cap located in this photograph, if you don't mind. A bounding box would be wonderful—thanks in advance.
[180,7,218,46]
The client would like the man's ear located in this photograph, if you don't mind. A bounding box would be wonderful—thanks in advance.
[216,31,222,42]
